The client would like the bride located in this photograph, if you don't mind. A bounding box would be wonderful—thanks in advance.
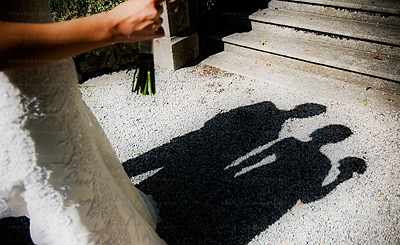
[0,0,174,243]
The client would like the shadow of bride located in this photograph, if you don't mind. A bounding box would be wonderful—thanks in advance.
[123,101,365,244]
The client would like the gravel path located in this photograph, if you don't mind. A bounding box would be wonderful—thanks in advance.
[80,63,399,244]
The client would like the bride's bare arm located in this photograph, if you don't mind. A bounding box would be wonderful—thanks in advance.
[0,0,165,71]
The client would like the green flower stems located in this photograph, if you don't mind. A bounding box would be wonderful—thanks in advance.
[133,40,155,95]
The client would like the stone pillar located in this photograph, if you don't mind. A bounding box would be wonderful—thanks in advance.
[154,1,199,70]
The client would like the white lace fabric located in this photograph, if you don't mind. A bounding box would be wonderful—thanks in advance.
[0,1,165,244]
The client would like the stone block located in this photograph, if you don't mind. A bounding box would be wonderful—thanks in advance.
[154,31,199,70]
[153,1,199,70]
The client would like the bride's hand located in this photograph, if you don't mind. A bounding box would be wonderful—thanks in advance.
[107,0,166,43]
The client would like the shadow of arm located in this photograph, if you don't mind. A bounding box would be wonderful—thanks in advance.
[122,148,168,178]
[301,157,366,203]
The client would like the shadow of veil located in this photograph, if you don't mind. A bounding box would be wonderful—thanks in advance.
[123,101,366,244]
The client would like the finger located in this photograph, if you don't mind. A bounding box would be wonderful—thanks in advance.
[153,1,164,19]
[155,0,165,8]
[143,27,165,41]
[155,27,165,37]
[140,17,163,35]
[156,5,163,19]
[153,17,163,29]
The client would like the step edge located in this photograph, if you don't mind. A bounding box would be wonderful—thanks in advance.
[268,0,400,26]
[249,9,400,46]
[278,0,400,15]
[220,36,400,82]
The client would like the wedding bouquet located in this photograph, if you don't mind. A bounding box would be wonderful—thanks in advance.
[132,0,185,95]
[132,40,155,95]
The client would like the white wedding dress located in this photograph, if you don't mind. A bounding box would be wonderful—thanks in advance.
[0,1,165,244]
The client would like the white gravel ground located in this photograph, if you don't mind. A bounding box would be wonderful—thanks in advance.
[80,63,399,244]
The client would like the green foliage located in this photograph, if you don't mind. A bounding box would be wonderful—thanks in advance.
[77,83,88,89]
[358,99,372,106]
[133,53,155,95]
[48,0,123,22]
[259,40,267,46]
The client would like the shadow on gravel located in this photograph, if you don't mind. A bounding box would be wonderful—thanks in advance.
[123,101,367,245]
[0,216,32,245]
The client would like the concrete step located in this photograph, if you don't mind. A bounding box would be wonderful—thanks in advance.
[212,28,400,82]
[281,0,400,15]
[249,8,400,46]
[220,23,400,57]
[202,50,400,100]
[219,17,400,58]
[205,0,400,94]
[268,0,400,26]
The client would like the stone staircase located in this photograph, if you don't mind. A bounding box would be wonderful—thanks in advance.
[204,0,400,94]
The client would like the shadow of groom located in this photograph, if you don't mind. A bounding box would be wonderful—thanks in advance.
[123,101,366,244]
